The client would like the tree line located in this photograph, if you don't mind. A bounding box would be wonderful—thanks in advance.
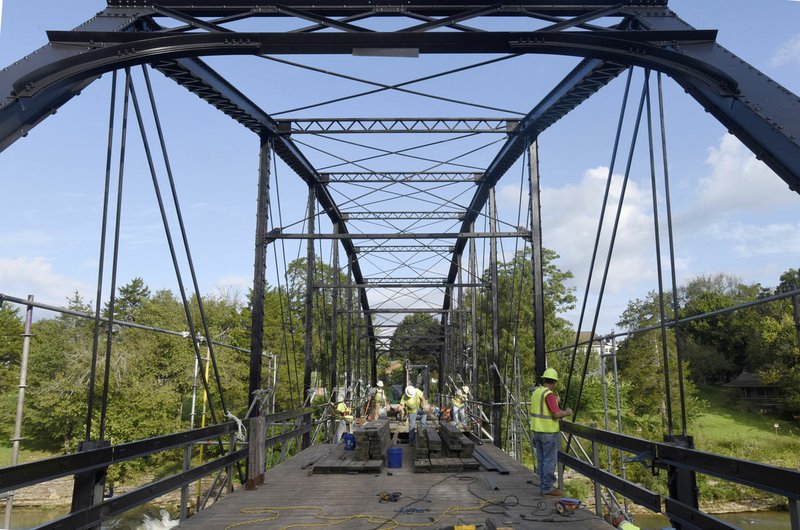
[0,256,797,464]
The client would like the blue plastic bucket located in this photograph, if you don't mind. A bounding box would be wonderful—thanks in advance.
[343,433,356,450]
[387,446,402,468]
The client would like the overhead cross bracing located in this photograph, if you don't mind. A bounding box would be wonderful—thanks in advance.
[277,118,519,134]
[2,1,800,529]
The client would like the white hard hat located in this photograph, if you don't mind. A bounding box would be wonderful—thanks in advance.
[377,380,384,387]
[405,385,416,398]
[336,394,344,403]
[456,389,464,397]
[461,385,469,394]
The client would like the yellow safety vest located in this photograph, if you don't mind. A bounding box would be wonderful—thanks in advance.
[530,386,559,433]
[373,389,386,405]
[336,402,351,419]
[451,395,465,408]
[401,390,424,412]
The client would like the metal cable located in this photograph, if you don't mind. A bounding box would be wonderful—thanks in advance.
[88,69,120,442]
[127,77,219,424]
[658,71,689,436]
[141,65,231,417]
[563,67,633,404]
[644,70,674,435]
[569,73,649,434]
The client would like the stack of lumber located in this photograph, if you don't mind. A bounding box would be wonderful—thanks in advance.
[353,419,391,462]
[439,423,475,458]
[414,425,479,473]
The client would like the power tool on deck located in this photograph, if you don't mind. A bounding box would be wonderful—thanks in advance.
[555,497,582,516]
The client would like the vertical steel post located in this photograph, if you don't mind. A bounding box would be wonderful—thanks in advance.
[302,186,315,449]
[4,296,33,529]
[489,188,502,447]
[592,433,602,516]
[457,260,465,381]
[792,293,800,354]
[250,135,271,418]
[528,140,547,380]
[665,434,699,530]
[440,305,449,404]
[346,257,353,397]
[470,225,478,397]
[331,226,339,397]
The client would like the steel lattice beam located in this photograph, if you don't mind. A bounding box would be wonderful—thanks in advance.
[355,245,455,253]
[277,118,517,134]
[342,211,464,221]
[321,172,481,183]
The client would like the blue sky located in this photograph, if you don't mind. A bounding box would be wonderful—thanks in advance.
[0,1,799,336]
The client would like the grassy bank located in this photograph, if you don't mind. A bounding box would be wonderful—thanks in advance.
[688,385,800,507]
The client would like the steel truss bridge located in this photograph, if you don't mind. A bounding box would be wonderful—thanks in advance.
[0,1,799,529]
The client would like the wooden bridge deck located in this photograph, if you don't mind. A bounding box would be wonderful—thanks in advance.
[179,441,613,529]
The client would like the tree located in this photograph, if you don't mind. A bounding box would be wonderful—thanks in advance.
[616,291,699,431]
[390,314,441,367]
[107,277,151,322]
[0,305,24,438]
[470,246,576,405]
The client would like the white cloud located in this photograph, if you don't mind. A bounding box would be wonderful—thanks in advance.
[695,134,796,213]
[212,274,251,299]
[706,221,800,258]
[771,33,800,67]
[539,166,657,295]
[0,256,89,303]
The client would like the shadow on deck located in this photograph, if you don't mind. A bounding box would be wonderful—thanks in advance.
[179,442,612,529]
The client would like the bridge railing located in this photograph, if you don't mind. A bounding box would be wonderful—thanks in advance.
[561,421,800,530]
[0,407,317,529]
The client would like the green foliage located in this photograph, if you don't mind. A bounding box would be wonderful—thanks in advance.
[0,305,24,438]
[390,314,440,367]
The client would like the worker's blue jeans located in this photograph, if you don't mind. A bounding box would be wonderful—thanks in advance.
[533,431,559,494]
[452,406,466,428]
[408,409,427,437]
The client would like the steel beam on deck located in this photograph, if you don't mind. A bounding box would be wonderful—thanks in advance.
[277,118,517,134]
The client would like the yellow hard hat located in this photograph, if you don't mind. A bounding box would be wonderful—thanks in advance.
[542,368,559,381]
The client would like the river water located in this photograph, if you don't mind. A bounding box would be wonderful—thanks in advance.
[633,510,790,528]
[6,505,179,529]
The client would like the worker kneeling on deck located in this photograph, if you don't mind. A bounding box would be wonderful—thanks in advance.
[400,385,427,441]
[334,393,353,444]
[530,368,572,497]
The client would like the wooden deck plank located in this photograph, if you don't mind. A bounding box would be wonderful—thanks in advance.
[179,443,613,529]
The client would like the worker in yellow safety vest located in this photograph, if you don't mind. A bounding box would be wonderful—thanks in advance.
[334,393,354,444]
[400,385,428,441]
[529,367,572,497]
[451,389,467,429]
[369,380,388,419]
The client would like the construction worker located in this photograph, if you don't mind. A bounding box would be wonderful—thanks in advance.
[451,388,467,429]
[530,367,572,497]
[369,380,388,419]
[334,393,353,444]
[400,385,428,441]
